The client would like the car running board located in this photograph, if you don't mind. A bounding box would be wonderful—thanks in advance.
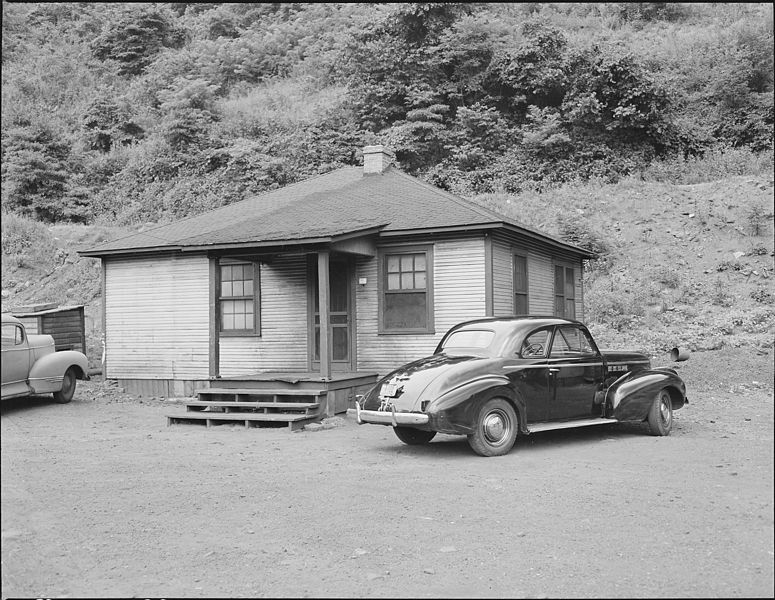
[528,417,618,433]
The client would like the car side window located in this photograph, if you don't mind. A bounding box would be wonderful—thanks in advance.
[521,329,550,358]
[2,324,24,346]
[550,326,596,358]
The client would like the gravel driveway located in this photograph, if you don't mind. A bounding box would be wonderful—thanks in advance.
[2,349,773,598]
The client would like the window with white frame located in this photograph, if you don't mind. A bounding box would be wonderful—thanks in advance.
[219,261,259,335]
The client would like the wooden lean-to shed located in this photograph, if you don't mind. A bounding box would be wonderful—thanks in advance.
[80,145,594,428]
[11,303,87,353]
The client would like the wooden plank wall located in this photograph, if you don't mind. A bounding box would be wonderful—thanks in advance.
[219,255,308,376]
[41,307,85,352]
[104,254,210,379]
[355,237,487,374]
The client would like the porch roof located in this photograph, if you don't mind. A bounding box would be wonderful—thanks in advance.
[80,166,593,258]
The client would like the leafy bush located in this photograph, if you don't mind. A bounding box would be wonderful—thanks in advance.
[0,211,58,270]
[641,146,774,184]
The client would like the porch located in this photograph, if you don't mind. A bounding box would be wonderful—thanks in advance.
[165,371,378,431]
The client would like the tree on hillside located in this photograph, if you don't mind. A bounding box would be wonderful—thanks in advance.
[0,123,81,222]
[81,95,144,153]
[91,8,186,76]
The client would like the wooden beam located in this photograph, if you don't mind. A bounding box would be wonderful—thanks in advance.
[484,233,493,317]
[317,251,331,380]
[209,257,220,378]
[101,259,107,376]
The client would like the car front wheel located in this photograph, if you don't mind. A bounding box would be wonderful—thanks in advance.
[393,426,436,445]
[647,389,673,436]
[467,397,518,457]
[53,367,77,404]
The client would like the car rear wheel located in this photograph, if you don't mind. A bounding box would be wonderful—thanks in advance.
[647,389,673,436]
[393,427,436,445]
[53,367,77,404]
[467,397,518,457]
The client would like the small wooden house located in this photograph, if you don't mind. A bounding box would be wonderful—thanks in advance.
[81,146,592,423]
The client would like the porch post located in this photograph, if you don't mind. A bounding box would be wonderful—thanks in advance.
[317,251,331,380]
[208,257,220,378]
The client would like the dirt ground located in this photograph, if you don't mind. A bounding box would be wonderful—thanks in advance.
[2,347,773,599]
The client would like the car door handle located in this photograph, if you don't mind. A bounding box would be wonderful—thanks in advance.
[549,368,560,374]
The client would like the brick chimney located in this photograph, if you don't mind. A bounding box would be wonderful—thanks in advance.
[362,145,394,174]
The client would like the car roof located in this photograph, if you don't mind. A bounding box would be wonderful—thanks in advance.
[1,314,22,325]
[449,316,583,333]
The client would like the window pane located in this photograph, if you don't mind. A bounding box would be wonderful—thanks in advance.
[388,273,400,290]
[387,256,400,272]
[555,296,565,317]
[415,272,426,289]
[221,281,232,297]
[515,293,528,314]
[415,254,426,271]
[555,265,564,295]
[566,299,575,319]
[244,279,253,295]
[521,330,549,357]
[565,268,574,299]
[400,255,413,271]
[401,272,414,289]
[514,255,527,293]
[385,292,427,329]
[332,327,348,361]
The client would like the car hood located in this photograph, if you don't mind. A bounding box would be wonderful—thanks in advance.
[362,353,489,412]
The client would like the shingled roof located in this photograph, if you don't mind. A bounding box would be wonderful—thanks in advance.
[81,162,592,258]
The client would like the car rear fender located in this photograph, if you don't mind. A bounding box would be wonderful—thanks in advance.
[606,368,687,421]
[28,351,89,394]
[427,377,526,436]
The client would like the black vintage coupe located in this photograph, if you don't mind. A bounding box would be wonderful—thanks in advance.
[349,317,688,456]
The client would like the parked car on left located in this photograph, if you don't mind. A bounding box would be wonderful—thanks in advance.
[1,313,89,403]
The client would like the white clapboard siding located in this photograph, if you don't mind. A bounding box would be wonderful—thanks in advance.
[575,269,585,321]
[105,255,210,379]
[356,238,486,374]
[219,255,308,376]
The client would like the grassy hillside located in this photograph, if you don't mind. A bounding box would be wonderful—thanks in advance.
[475,174,775,355]
[2,173,772,369]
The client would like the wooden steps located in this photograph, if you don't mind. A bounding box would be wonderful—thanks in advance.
[166,387,326,432]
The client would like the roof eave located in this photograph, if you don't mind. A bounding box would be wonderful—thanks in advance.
[79,245,185,258]
[379,223,594,258]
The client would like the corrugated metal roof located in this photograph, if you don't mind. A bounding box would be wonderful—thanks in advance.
[81,166,590,257]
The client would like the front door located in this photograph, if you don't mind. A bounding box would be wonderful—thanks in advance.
[311,257,354,372]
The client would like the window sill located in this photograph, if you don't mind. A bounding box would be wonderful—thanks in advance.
[378,329,436,336]
[219,331,262,338]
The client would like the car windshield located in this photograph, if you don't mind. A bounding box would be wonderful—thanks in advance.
[440,328,496,355]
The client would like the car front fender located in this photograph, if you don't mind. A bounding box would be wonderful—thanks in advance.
[28,351,89,394]
[427,377,525,435]
[607,368,687,422]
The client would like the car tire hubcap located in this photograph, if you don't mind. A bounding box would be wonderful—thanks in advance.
[660,395,672,426]
[483,410,511,445]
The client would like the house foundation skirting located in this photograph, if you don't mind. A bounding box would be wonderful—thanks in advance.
[113,378,210,399]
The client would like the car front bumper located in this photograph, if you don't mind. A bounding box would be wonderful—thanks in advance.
[347,402,430,427]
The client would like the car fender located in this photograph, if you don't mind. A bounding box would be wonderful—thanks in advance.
[28,351,89,394]
[427,377,526,436]
[607,368,687,422]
